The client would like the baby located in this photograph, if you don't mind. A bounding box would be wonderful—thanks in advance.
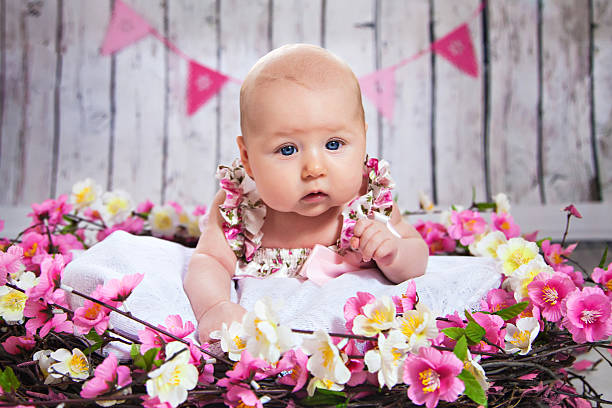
[184,44,428,343]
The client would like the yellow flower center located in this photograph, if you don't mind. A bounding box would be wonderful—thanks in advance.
[605,280,612,292]
[580,310,602,324]
[551,252,563,264]
[400,314,423,337]
[320,344,335,369]
[24,242,38,258]
[106,198,128,215]
[75,186,94,204]
[237,402,255,408]
[1,290,27,312]
[508,249,532,270]
[84,303,102,320]
[419,368,440,393]
[168,365,183,386]
[501,221,510,230]
[69,353,89,376]
[542,285,559,305]
[370,310,387,325]
[465,219,477,231]
[511,330,530,346]
[154,212,173,230]
[233,335,246,349]
[391,348,403,361]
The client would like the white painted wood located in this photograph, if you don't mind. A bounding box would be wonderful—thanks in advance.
[57,1,111,196]
[324,0,379,158]
[0,0,57,205]
[541,1,595,203]
[217,0,269,167]
[112,0,165,203]
[0,205,32,237]
[593,0,612,201]
[379,0,432,211]
[433,0,486,206]
[488,0,540,205]
[272,0,322,47]
[165,0,218,206]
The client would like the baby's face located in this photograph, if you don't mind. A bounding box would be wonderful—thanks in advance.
[238,80,366,217]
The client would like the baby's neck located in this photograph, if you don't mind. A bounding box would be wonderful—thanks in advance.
[261,206,343,249]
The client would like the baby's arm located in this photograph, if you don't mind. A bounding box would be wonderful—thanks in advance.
[350,203,428,283]
[183,190,247,344]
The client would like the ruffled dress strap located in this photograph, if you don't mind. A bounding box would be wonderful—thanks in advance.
[216,159,266,262]
[338,156,396,252]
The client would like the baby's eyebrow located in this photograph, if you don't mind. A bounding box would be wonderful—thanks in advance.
[272,124,348,136]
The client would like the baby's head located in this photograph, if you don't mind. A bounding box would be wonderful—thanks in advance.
[237,44,368,217]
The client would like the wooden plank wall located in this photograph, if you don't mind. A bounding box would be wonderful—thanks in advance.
[1,0,610,214]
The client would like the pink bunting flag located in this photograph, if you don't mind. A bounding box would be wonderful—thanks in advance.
[100,0,153,55]
[359,66,397,120]
[432,23,479,78]
[186,60,230,116]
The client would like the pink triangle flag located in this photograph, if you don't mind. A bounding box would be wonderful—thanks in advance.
[101,0,153,55]
[186,60,230,116]
[432,23,479,78]
[359,66,396,120]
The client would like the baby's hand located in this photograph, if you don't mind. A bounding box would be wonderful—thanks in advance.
[350,218,400,267]
[197,300,247,344]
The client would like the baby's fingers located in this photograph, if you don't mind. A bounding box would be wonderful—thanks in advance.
[372,238,397,265]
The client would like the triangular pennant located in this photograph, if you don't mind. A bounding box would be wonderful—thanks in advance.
[359,66,396,120]
[101,0,153,55]
[432,23,479,78]
[186,61,230,116]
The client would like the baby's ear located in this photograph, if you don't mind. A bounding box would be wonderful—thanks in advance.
[236,136,254,179]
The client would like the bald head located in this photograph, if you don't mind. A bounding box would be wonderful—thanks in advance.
[240,44,365,138]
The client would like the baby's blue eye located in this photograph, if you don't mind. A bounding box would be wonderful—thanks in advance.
[326,140,341,150]
[279,145,296,156]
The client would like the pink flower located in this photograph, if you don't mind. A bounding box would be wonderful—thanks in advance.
[414,221,456,254]
[137,315,196,357]
[541,240,577,269]
[344,291,376,332]
[366,157,379,174]
[472,312,505,353]
[275,349,309,392]
[224,226,242,241]
[522,230,539,242]
[19,232,48,268]
[193,205,207,216]
[393,281,418,313]
[1,335,36,355]
[73,296,111,335]
[99,273,144,305]
[26,254,67,307]
[28,195,72,226]
[373,188,393,209]
[563,204,582,218]
[339,218,357,250]
[81,353,131,398]
[562,286,612,343]
[220,179,243,208]
[167,201,183,215]
[53,234,84,263]
[159,314,196,339]
[528,272,576,322]
[136,199,154,214]
[480,288,516,314]
[592,263,612,298]
[447,210,487,246]
[23,299,72,337]
[0,245,24,286]
[491,212,520,239]
[218,351,271,408]
[141,396,173,408]
[403,347,464,408]
[434,312,466,348]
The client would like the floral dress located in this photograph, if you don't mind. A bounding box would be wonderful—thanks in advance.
[216,157,395,279]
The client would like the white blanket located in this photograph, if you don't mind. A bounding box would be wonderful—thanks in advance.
[63,231,501,354]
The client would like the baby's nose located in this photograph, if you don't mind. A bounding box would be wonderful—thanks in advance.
[301,153,326,179]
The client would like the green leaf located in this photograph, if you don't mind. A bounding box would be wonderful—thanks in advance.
[85,328,103,343]
[0,367,20,393]
[442,327,466,340]
[598,244,608,269]
[464,310,476,324]
[130,344,141,359]
[458,369,487,407]
[536,237,553,248]
[300,388,347,406]
[465,321,486,345]
[453,335,468,361]
[475,202,496,211]
[494,301,529,321]
[143,348,160,371]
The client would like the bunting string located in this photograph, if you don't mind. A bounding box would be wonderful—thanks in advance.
[101,0,484,119]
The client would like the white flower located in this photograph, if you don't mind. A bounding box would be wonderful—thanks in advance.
[464,351,489,391]
[494,193,511,214]
[96,190,133,225]
[301,330,350,385]
[364,330,407,389]
[0,272,38,324]
[467,230,489,256]
[474,230,507,258]
[352,295,396,337]
[418,191,435,212]
[71,178,103,210]
[177,210,201,238]
[210,321,247,361]
[505,317,540,355]
[306,376,345,397]
[503,258,553,302]
[49,348,90,381]
[496,237,541,277]
[146,341,198,407]
[33,350,61,385]
[148,204,179,237]
[395,303,439,353]
[242,298,295,363]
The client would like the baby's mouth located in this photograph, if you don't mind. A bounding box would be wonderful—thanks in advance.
[302,192,328,202]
